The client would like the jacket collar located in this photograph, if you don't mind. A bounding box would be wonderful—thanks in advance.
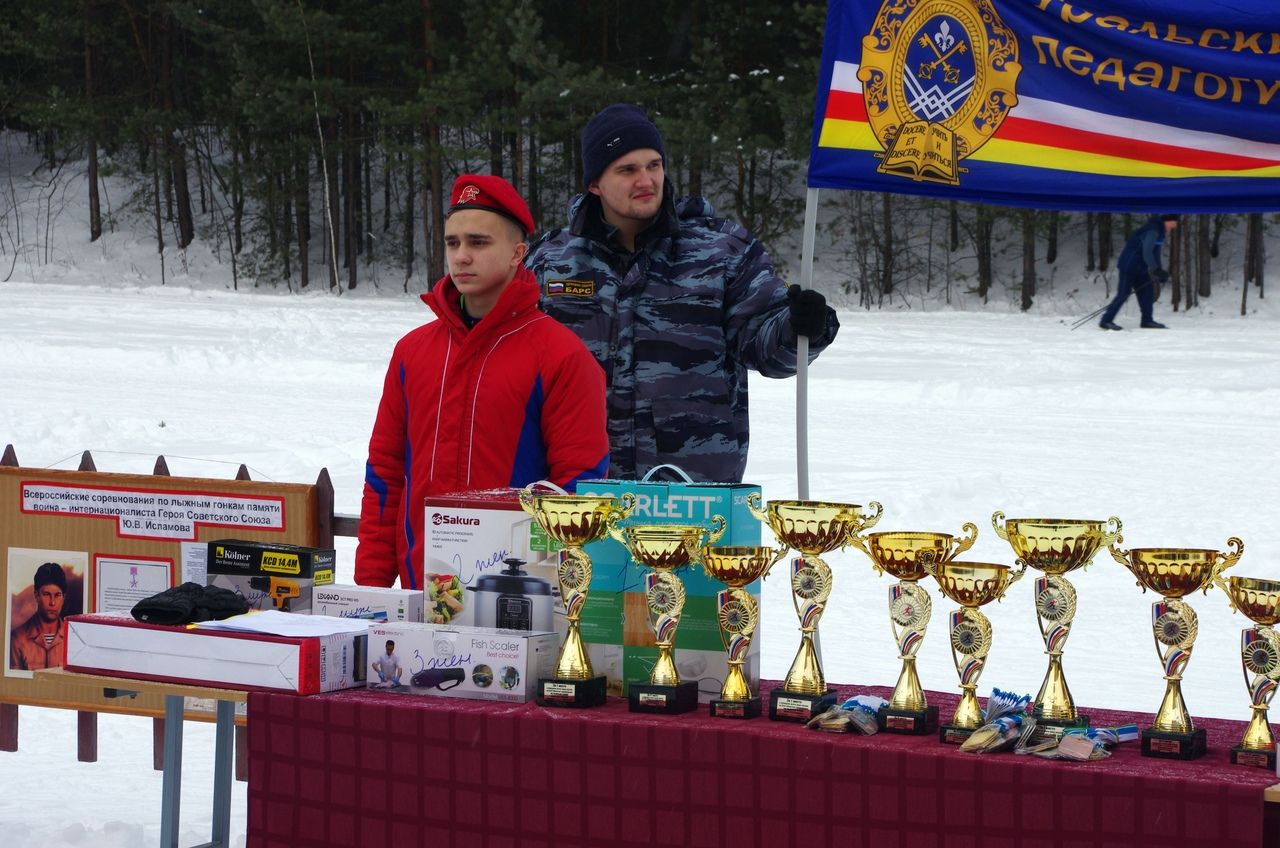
[569,179,681,251]
[420,265,540,338]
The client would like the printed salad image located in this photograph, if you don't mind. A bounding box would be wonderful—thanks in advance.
[428,573,464,624]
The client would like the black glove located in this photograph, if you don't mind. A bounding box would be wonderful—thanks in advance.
[787,284,829,338]
[132,582,249,625]
[1153,268,1170,283]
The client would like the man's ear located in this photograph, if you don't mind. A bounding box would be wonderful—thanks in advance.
[512,241,529,266]
[587,180,602,197]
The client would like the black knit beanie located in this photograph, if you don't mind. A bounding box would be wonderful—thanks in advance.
[580,104,666,188]
[33,562,66,593]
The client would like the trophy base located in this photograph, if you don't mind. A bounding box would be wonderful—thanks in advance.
[769,688,837,723]
[878,705,938,735]
[536,675,607,708]
[1141,727,1207,760]
[939,723,979,745]
[710,696,762,720]
[1230,745,1276,770]
[628,680,699,714]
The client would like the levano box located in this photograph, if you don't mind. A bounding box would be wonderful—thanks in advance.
[63,611,367,694]
[311,584,424,622]
[367,621,556,703]
[206,539,335,614]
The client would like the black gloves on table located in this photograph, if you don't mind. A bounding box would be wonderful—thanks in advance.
[787,284,829,338]
[131,582,250,625]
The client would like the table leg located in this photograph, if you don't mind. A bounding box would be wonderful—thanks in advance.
[159,694,184,848]
[210,700,234,848]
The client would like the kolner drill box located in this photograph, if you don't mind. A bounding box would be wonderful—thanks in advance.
[206,539,336,614]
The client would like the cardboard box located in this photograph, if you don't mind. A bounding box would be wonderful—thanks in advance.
[311,584,424,622]
[575,476,763,701]
[422,489,561,630]
[206,539,335,614]
[63,611,368,694]
[367,621,556,703]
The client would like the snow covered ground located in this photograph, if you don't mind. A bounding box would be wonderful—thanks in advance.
[3,278,1279,847]
[2,144,1280,845]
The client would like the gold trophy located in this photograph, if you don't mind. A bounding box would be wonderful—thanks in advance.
[518,486,636,707]
[747,494,883,722]
[1214,574,1280,769]
[847,524,978,734]
[992,513,1122,737]
[610,516,727,714]
[701,545,790,718]
[1110,536,1243,759]
[925,557,1026,744]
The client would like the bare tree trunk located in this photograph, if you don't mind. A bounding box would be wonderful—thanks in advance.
[1045,210,1058,265]
[161,12,193,248]
[404,146,415,292]
[1085,212,1095,272]
[297,155,310,290]
[324,119,341,291]
[975,205,993,301]
[84,2,102,242]
[1196,215,1211,299]
[880,193,893,296]
[948,200,959,252]
[1097,212,1113,272]
[1020,209,1035,311]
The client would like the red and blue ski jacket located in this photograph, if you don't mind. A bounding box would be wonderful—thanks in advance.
[355,266,609,589]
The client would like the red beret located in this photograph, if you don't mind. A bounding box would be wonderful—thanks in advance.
[447,174,533,236]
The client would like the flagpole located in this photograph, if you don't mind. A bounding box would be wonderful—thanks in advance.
[796,187,819,500]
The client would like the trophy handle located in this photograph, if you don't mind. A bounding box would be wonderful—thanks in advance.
[615,491,637,516]
[606,511,630,548]
[1215,571,1238,612]
[991,511,1009,541]
[518,480,566,516]
[1208,537,1244,594]
[845,501,884,546]
[845,528,871,560]
[997,560,1028,601]
[918,548,940,581]
[762,544,790,579]
[746,491,767,524]
[1100,516,1123,546]
[1108,537,1132,569]
[949,522,979,561]
[705,514,727,546]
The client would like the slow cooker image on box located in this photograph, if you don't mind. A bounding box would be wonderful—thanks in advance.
[466,558,552,631]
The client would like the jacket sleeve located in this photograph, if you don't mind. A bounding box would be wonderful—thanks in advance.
[355,351,407,587]
[540,337,610,490]
[1141,228,1164,276]
[725,236,840,378]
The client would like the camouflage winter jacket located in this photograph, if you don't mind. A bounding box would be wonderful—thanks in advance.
[526,189,839,483]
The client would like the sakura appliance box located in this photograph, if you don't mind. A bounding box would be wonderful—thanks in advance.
[63,610,368,694]
[367,621,556,703]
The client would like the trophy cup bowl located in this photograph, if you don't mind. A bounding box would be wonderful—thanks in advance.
[926,558,1025,744]
[611,517,725,714]
[701,545,789,718]
[1226,576,1280,626]
[1110,537,1242,758]
[752,498,883,555]
[1220,575,1280,768]
[746,493,883,721]
[992,513,1121,731]
[992,514,1121,575]
[849,524,977,734]
[518,487,636,707]
[931,561,1020,608]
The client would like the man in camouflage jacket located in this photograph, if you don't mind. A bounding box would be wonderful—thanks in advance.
[527,104,839,483]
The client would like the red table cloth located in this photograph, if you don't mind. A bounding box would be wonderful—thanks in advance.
[246,682,1278,848]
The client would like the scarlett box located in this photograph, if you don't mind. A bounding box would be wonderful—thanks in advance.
[63,611,368,694]
[367,621,556,703]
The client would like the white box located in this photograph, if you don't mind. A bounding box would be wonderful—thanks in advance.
[64,611,368,694]
[367,621,556,703]
[311,584,424,622]
[423,489,562,631]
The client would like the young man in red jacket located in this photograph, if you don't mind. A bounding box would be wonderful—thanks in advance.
[355,175,609,589]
